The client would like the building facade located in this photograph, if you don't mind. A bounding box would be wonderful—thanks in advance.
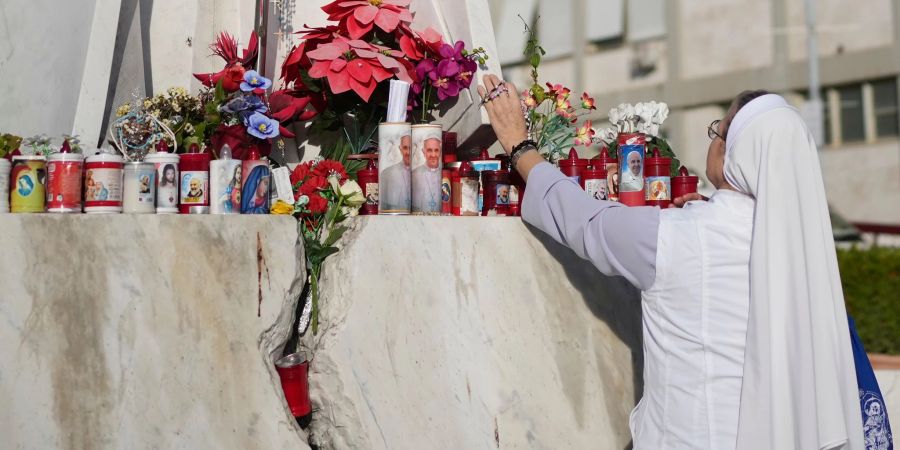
[490,0,900,224]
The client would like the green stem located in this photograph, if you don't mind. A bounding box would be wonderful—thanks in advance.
[310,265,320,335]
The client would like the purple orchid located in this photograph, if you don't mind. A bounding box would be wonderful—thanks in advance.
[246,112,280,139]
[456,58,477,89]
[430,59,462,100]
[438,41,466,63]
[240,70,272,93]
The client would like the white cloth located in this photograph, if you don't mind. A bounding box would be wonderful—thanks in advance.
[632,190,754,450]
[724,94,864,450]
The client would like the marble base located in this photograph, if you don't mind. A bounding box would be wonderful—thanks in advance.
[0,214,309,450]
[303,216,643,449]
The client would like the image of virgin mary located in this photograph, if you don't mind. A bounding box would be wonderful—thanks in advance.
[241,165,271,214]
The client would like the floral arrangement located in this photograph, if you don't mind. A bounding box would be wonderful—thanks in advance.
[288,158,365,334]
[115,87,208,151]
[601,101,680,176]
[0,133,23,159]
[280,0,485,170]
[518,22,596,164]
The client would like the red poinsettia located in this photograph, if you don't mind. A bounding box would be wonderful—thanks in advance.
[397,25,444,61]
[306,36,412,102]
[322,0,413,40]
[270,89,322,123]
[194,32,259,91]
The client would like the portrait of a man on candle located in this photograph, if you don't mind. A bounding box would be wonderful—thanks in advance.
[619,148,644,192]
[411,131,442,214]
[379,129,412,213]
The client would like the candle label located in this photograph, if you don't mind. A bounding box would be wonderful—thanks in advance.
[47,160,83,210]
[604,163,619,202]
[646,176,671,201]
[271,167,296,205]
[440,174,451,213]
[585,178,609,201]
[496,183,510,205]
[460,178,479,216]
[618,144,645,193]
[509,185,520,204]
[135,169,156,204]
[365,182,379,206]
[11,159,46,213]
[180,170,208,205]
[0,163,9,210]
[210,160,242,214]
[155,163,179,209]
[83,167,122,204]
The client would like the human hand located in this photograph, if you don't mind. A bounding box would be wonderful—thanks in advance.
[476,74,528,155]
[670,193,707,208]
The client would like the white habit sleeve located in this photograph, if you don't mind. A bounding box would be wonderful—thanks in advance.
[521,162,659,291]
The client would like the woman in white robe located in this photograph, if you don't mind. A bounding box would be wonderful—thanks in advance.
[478,76,865,450]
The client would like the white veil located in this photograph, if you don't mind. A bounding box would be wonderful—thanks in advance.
[724,94,864,450]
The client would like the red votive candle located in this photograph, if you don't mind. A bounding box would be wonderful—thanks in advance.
[558,148,589,184]
[617,133,647,207]
[178,152,211,214]
[644,148,672,208]
[672,166,699,200]
[275,352,312,419]
[442,132,458,162]
[357,159,378,215]
[580,165,609,201]
[591,146,619,202]
[481,169,511,216]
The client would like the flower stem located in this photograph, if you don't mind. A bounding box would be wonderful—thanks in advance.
[311,265,320,335]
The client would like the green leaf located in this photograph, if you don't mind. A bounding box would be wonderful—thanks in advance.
[324,225,348,247]
[324,202,340,227]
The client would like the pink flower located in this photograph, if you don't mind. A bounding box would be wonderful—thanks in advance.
[322,0,413,40]
[555,98,572,117]
[574,121,595,146]
[581,92,596,111]
[546,83,571,100]
[307,36,412,102]
[522,89,538,108]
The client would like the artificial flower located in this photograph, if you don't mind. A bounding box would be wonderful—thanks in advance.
[522,89,538,108]
[221,94,268,116]
[222,64,247,92]
[574,121,595,146]
[300,175,328,195]
[306,37,402,102]
[271,200,294,215]
[290,162,312,186]
[397,25,443,61]
[339,180,366,207]
[246,113,280,139]
[296,194,310,206]
[306,193,329,215]
[240,70,273,94]
[321,0,413,39]
[313,159,348,184]
[581,92,596,111]
[193,32,258,89]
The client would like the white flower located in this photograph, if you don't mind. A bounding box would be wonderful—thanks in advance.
[608,107,622,130]
[339,180,365,207]
[635,102,653,125]
[328,173,341,192]
[648,123,661,137]
[296,195,309,207]
[599,127,618,143]
[653,102,669,125]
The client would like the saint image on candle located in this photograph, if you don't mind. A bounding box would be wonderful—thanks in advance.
[619,149,643,192]
[380,132,411,211]
[241,165,271,213]
[159,164,177,205]
[411,136,442,212]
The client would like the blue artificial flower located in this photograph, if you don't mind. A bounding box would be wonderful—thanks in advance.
[246,112,280,140]
[221,94,268,115]
[240,70,273,93]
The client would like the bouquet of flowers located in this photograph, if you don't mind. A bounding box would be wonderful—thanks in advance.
[280,0,485,172]
[600,101,680,176]
[115,87,208,151]
[518,22,597,163]
[288,158,365,334]
[0,133,23,159]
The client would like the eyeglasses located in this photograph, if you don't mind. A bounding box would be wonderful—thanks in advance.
[708,119,725,141]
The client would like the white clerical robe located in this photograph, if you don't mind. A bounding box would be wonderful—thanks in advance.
[523,162,754,449]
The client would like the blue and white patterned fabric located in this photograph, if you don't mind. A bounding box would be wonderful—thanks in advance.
[849,316,894,450]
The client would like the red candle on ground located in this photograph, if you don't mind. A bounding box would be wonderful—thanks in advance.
[178,152,211,214]
[580,165,609,201]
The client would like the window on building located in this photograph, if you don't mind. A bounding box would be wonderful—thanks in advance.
[837,85,865,142]
[822,90,832,145]
[872,78,899,138]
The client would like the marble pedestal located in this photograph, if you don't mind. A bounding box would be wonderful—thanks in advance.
[0,215,308,450]
[304,217,643,450]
